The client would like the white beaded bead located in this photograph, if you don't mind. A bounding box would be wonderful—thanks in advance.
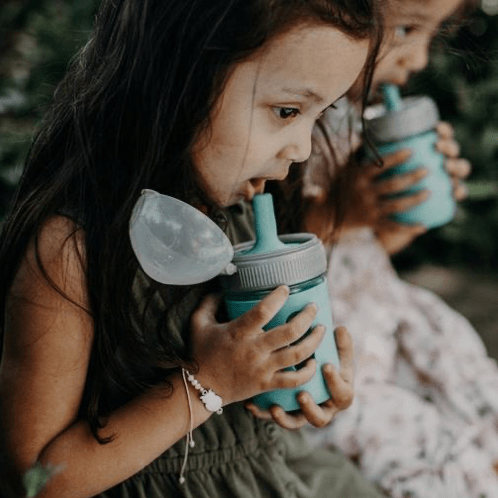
[184,370,223,415]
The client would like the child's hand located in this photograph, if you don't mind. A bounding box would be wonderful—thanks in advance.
[435,121,471,201]
[343,148,429,232]
[190,286,326,407]
[319,148,428,254]
[244,326,354,429]
[376,122,471,254]
[302,149,427,246]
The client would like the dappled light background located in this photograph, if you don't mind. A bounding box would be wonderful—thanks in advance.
[1,0,498,349]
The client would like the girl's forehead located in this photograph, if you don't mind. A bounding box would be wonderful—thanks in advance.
[255,24,368,70]
[387,0,463,23]
[248,25,369,101]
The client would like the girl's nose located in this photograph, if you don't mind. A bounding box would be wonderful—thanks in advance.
[278,126,313,163]
[401,39,429,73]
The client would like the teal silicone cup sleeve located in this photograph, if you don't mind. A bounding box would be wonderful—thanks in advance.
[225,277,339,412]
[375,130,456,229]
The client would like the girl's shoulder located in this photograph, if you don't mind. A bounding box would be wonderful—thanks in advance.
[1,214,94,474]
[9,214,88,312]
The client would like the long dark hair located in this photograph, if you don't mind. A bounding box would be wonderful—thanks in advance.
[0,0,383,442]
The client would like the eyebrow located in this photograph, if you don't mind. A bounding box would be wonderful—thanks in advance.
[390,1,432,24]
[402,11,431,23]
[280,87,325,104]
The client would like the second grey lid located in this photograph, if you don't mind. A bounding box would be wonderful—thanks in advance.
[220,233,327,292]
[364,95,440,143]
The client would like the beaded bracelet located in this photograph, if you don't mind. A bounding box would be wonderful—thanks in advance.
[184,369,223,415]
[179,368,223,483]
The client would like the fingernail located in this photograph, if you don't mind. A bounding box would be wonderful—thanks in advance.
[323,364,334,374]
[299,392,311,403]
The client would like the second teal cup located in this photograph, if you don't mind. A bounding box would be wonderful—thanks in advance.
[364,85,456,230]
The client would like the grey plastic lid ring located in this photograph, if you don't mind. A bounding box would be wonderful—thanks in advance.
[220,233,327,292]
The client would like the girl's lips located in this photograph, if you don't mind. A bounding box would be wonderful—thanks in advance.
[241,178,267,201]
[240,169,290,201]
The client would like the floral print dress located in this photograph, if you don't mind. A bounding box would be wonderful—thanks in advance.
[304,228,498,498]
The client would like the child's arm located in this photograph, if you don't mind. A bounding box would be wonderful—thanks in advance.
[0,216,323,498]
[0,217,212,497]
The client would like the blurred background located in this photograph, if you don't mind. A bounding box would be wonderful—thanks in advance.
[0,0,497,345]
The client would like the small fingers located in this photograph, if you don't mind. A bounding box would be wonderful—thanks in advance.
[322,364,354,411]
[245,398,311,430]
[436,121,454,140]
[381,190,429,215]
[244,401,273,420]
[237,285,289,329]
[453,181,468,201]
[296,391,335,428]
[272,325,325,369]
[334,327,354,385]
[269,404,308,429]
[377,222,427,241]
[271,357,318,389]
[263,303,318,351]
[445,157,471,180]
[191,293,222,330]
[369,149,412,178]
[375,167,427,196]
[436,137,460,158]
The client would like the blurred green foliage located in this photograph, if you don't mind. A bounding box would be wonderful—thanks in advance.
[0,0,99,221]
[1,2,498,271]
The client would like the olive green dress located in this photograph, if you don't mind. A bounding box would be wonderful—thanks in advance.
[96,202,385,498]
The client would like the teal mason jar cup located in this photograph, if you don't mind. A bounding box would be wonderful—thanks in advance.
[364,85,456,230]
[219,194,339,412]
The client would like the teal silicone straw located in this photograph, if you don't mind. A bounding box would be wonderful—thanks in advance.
[382,84,403,112]
[244,194,287,255]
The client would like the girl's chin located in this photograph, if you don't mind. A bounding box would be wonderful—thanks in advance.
[216,192,246,207]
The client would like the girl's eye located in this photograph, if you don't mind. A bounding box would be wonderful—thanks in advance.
[274,107,300,120]
[394,25,414,40]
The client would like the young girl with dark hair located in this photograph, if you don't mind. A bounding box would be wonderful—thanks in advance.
[301,0,498,496]
[0,1,387,497]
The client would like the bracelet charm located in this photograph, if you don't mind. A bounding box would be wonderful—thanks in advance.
[186,371,223,415]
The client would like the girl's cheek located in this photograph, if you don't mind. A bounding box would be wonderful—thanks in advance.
[250,130,277,160]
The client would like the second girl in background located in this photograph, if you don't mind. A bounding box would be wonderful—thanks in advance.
[292,0,498,497]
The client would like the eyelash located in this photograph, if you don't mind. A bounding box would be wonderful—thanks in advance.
[394,25,416,40]
[273,102,338,122]
[274,107,300,120]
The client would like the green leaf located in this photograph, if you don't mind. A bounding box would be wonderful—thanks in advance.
[465,180,498,200]
[23,462,58,498]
